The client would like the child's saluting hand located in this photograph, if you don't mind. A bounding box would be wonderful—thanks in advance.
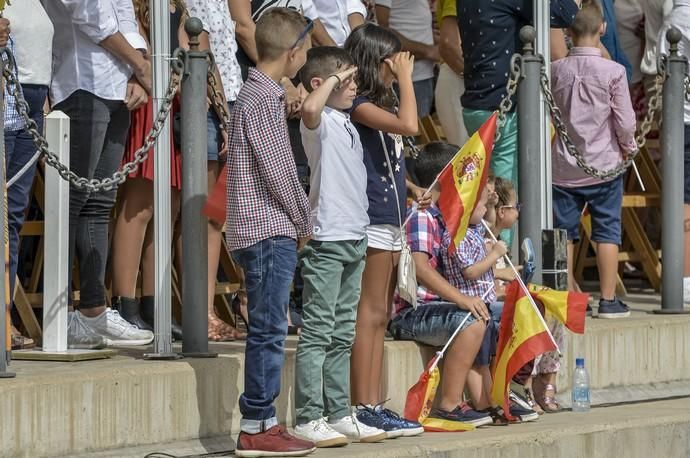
[384,51,414,79]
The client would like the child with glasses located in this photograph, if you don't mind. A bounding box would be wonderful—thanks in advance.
[225,7,315,458]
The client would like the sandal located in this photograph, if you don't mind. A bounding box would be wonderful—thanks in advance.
[524,386,544,415]
[534,377,561,413]
[208,314,246,342]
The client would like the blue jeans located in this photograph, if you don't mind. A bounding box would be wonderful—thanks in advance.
[413,77,435,118]
[388,301,478,347]
[4,84,48,305]
[231,236,298,433]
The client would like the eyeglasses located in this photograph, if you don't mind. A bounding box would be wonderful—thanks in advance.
[290,17,314,49]
[500,203,522,212]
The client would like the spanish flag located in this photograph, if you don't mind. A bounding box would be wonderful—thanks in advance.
[437,113,497,253]
[528,284,589,334]
[491,281,557,418]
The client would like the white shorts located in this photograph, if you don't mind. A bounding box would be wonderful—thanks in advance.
[366,224,403,251]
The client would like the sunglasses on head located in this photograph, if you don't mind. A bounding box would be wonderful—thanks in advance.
[291,17,314,49]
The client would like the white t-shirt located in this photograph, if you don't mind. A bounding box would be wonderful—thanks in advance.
[640,0,673,76]
[187,0,243,101]
[301,106,369,241]
[658,1,690,125]
[375,0,435,82]
[313,0,367,47]
[614,0,644,84]
[5,0,54,86]
[250,0,318,20]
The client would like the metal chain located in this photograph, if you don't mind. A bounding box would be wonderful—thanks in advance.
[538,54,664,181]
[494,54,522,144]
[206,53,230,126]
[1,48,183,192]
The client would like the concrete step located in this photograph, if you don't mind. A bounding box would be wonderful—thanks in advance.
[73,397,690,458]
[2,294,690,457]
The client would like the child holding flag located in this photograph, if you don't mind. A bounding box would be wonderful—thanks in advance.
[389,142,492,427]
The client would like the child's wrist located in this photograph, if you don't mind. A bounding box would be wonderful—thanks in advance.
[326,74,341,89]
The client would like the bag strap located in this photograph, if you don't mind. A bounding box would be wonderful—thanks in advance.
[378,131,404,232]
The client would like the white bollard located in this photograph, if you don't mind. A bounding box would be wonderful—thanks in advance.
[42,111,70,353]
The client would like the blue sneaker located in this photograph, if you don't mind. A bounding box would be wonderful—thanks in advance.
[356,405,403,438]
[597,297,630,319]
[507,391,540,423]
[376,405,424,437]
[428,402,493,427]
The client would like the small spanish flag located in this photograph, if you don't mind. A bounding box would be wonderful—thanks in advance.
[528,284,589,334]
[491,281,557,418]
[437,113,497,253]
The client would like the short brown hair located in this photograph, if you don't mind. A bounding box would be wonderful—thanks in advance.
[494,176,516,207]
[570,0,604,38]
[299,46,354,91]
[255,7,310,61]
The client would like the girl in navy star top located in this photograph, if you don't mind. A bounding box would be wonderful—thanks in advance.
[344,23,425,436]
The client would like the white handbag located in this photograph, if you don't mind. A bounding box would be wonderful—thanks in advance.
[378,132,418,308]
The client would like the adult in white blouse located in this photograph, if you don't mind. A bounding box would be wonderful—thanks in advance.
[41,0,155,346]
[311,0,366,47]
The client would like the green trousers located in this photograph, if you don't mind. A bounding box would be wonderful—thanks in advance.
[463,108,518,247]
[294,238,367,424]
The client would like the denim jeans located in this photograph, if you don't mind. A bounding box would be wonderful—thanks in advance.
[413,77,435,118]
[231,236,298,433]
[54,90,130,308]
[4,84,48,305]
[388,301,478,347]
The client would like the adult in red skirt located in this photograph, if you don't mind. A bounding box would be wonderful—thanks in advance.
[110,0,186,340]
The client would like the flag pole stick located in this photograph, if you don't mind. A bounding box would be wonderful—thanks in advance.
[481,220,561,354]
[428,285,495,374]
[631,161,646,192]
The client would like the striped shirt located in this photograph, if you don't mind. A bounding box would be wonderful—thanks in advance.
[225,68,312,251]
[442,224,496,303]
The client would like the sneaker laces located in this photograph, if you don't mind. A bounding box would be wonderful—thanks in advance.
[312,419,336,433]
[350,408,362,436]
[373,399,398,418]
[106,308,139,329]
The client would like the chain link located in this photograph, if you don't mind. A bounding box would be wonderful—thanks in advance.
[206,53,230,127]
[494,54,522,144]
[537,54,663,181]
[1,47,182,192]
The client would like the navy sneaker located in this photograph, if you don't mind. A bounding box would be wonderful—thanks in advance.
[355,405,404,438]
[429,402,493,427]
[376,405,424,437]
[508,391,540,422]
[597,297,630,319]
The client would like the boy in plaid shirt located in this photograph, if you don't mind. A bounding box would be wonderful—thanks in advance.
[388,142,491,427]
[225,8,315,458]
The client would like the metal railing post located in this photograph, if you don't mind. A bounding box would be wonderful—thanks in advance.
[43,112,70,352]
[0,51,15,378]
[180,18,215,357]
[517,26,543,285]
[144,0,178,359]
[657,27,690,314]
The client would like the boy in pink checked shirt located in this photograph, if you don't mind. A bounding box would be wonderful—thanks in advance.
[551,0,637,319]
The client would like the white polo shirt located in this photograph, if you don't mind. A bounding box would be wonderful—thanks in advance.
[41,0,147,105]
[301,106,369,241]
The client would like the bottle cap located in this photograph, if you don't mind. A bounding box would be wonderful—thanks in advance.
[576,358,585,367]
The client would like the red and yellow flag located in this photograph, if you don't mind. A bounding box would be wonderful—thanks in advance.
[437,113,497,253]
[528,284,589,334]
[491,281,556,417]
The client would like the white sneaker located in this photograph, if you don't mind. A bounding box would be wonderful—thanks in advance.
[78,308,154,346]
[68,311,107,349]
[329,414,387,443]
[684,277,690,303]
[293,418,348,448]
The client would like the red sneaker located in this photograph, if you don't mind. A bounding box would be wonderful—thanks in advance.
[236,425,316,457]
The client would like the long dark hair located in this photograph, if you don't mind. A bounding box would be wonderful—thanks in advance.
[344,23,401,109]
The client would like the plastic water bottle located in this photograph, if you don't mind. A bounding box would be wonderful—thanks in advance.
[571,358,590,412]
